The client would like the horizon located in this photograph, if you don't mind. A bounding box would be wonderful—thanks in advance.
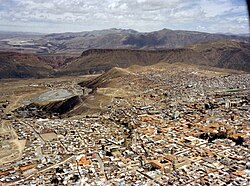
[0,0,249,34]
[0,27,249,35]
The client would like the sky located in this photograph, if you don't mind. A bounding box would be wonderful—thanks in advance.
[0,0,249,34]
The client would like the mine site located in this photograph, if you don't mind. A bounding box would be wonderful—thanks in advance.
[0,0,250,186]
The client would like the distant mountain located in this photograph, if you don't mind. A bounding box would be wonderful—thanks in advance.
[42,28,248,53]
[0,31,44,40]
[43,28,139,53]
[122,29,249,49]
[237,33,249,37]
[1,28,248,54]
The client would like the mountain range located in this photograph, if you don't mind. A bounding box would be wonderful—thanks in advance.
[0,28,248,54]
[39,28,249,53]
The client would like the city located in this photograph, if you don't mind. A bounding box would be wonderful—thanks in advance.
[0,64,249,185]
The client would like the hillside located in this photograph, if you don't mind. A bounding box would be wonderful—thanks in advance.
[78,67,133,89]
[0,52,54,78]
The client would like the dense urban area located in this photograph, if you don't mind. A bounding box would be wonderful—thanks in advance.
[0,64,249,185]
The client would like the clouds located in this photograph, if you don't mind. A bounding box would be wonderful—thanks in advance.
[0,0,248,33]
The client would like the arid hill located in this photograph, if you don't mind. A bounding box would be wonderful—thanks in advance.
[58,40,250,76]
[57,48,207,76]
[78,67,133,89]
[190,40,250,71]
